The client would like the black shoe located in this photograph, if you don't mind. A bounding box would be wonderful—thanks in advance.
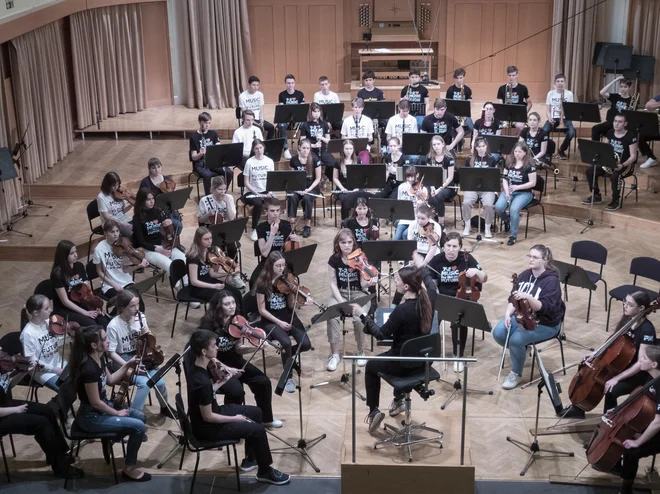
[256,467,291,485]
[122,471,152,482]
[302,226,311,238]
[582,194,602,205]
[606,201,620,211]
[558,149,568,160]
[160,406,178,419]
[558,405,585,419]
[53,465,84,479]
[240,458,258,472]
[365,408,385,433]
[507,236,517,246]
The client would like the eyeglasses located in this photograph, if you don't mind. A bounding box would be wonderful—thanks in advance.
[526,255,543,260]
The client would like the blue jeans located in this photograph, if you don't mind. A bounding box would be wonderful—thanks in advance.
[171,210,183,237]
[463,117,474,134]
[494,190,532,238]
[43,375,60,392]
[119,353,168,413]
[76,403,146,466]
[414,115,425,128]
[394,223,409,240]
[492,316,561,375]
[543,119,575,152]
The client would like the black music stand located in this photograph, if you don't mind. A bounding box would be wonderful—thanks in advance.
[155,187,192,215]
[363,101,396,121]
[602,44,633,74]
[327,138,369,154]
[263,138,286,162]
[593,42,623,66]
[623,55,656,83]
[401,132,435,156]
[282,243,317,276]
[266,170,306,193]
[434,293,493,409]
[106,272,162,308]
[205,142,243,171]
[458,167,503,247]
[0,147,25,238]
[320,103,345,124]
[484,135,517,164]
[361,239,417,307]
[209,217,249,272]
[492,103,528,127]
[346,164,386,190]
[624,110,659,137]
[445,99,471,123]
[563,102,602,188]
[576,138,618,234]
[368,198,415,238]
[554,260,598,328]
[403,165,445,188]
[274,103,310,127]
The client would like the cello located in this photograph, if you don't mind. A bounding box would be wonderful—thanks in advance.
[568,297,660,412]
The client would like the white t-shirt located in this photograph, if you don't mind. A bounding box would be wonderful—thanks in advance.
[20,321,66,384]
[386,115,418,140]
[97,192,131,224]
[397,182,426,226]
[314,91,340,105]
[232,125,264,157]
[341,115,375,140]
[197,194,236,222]
[546,89,575,120]
[239,90,265,121]
[407,220,443,255]
[106,313,145,355]
[244,156,274,194]
[92,240,133,293]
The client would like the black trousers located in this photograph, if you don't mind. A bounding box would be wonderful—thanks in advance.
[0,400,69,470]
[604,372,648,412]
[190,283,243,313]
[193,403,272,472]
[287,189,319,221]
[262,314,312,366]
[639,136,657,160]
[242,195,264,230]
[219,362,274,423]
[592,121,613,141]
[256,120,275,141]
[586,164,624,201]
[621,432,660,482]
[365,349,423,411]
[452,323,468,357]
[431,188,457,219]
[55,307,111,328]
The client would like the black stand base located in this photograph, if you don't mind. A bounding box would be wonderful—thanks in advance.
[439,377,493,410]
[576,217,615,234]
[157,430,185,469]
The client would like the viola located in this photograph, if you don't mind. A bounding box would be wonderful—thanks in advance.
[113,366,135,408]
[347,248,379,281]
[228,315,279,351]
[207,211,224,225]
[207,246,238,274]
[568,297,660,412]
[112,236,146,266]
[283,219,300,252]
[113,185,136,206]
[49,315,80,338]
[134,312,164,371]
[207,358,231,384]
[456,250,481,302]
[420,222,442,247]
[0,350,32,373]
[159,176,176,193]
[275,273,326,311]
[508,273,537,331]
[70,283,104,311]
[160,221,180,250]
[367,217,379,240]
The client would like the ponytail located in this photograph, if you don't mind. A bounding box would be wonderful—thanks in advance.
[21,294,49,329]
[68,325,104,388]
[398,266,432,334]
[531,244,558,274]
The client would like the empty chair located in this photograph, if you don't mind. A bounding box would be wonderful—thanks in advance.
[606,257,660,331]
[571,240,608,323]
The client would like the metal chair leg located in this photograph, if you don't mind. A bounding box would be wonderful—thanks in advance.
[190,452,201,494]
[0,438,10,483]
[171,303,180,338]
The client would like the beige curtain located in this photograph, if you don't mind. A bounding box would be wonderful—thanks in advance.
[183,0,253,109]
[627,0,660,102]
[0,56,23,228]
[70,5,147,129]
[551,0,602,102]
[10,21,74,184]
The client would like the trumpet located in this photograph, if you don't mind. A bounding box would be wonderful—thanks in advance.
[603,151,620,174]
[629,92,640,111]
[558,90,565,126]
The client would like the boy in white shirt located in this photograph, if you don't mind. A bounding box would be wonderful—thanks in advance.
[241,139,276,240]
[542,73,575,160]
[313,76,340,105]
[239,76,274,140]
[341,98,374,163]
[232,110,264,165]
[385,99,418,141]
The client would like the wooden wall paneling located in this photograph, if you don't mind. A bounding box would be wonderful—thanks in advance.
[309,5,338,85]
[283,5,299,83]
[450,2,479,82]
[479,3,494,83]
[248,3,276,85]
[373,0,410,22]
[297,5,311,85]
[141,1,173,107]
[516,1,550,83]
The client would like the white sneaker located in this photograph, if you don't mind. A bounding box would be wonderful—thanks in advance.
[327,354,340,372]
[641,157,658,169]
[283,150,292,160]
[250,229,258,242]
[502,371,522,390]
[232,274,246,289]
[264,418,283,429]
[452,359,464,373]
[356,351,367,367]
[189,302,201,309]
[484,225,492,238]
[284,378,295,393]
[462,225,471,236]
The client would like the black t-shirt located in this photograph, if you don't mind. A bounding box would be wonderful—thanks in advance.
[133,207,168,251]
[496,83,530,105]
[505,164,536,186]
[466,155,498,168]
[474,118,502,138]
[187,364,220,433]
[520,128,549,155]
[384,153,408,182]
[421,112,461,144]
[627,319,656,365]
[343,218,379,247]
[425,252,481,296]
[199,319,244,368]
[278,90,305,105]
[606,94,632,122]
[357,87,385,102]
[328,255,362,291]
[606,129,638,164]
[300,121,332,151]
[289,155,320,189]
[365,298,424,355]
[187,255,215,285]
[256,284,290,319]
[644,374,660,416]
[334,159,362,188]
[77,356,108,406]
[419,155,457,186]
[445,85,473,101]
[139,176,164,197]
[401,85,429,116]
[189,130,220,166]
[51,262,88,310]
[256,220,292,254]
[0,371,13,406]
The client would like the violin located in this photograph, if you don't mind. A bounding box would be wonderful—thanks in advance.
[160,221,180,250]
[283,219,300,252]
[346,248,379,281]
[275,273,326,311]
[228,315,279,352]
[207,211,224,225]
[0,350,32,373]
[70,283,104,311]
[410,179,429,204]
[568,297,660,412]
[134,313,164,371]
[207,246,238,274]
[113,366,135,408]
[49,315,80,338]
[113,185,136,206]
[508,273,537,331]
[367,217,379,240]
[159,176,176,193]
[456,250,481,302]
[420,222,442,247]
[112,236,146,266]
[207,358,231,384]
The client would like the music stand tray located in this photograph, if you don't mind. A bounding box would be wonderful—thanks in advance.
[346,164,386,190]
[403,165,444,186]
[492,103,528,124]
[368,199,415,223]
[562,103,601,124]
[282,243,317,276]
[363,101,396,121]
[623,110,659,137]
[402,133,435,156]
[155,187,192,214]
[205,143,243,170]
[623,55,657,82]
[484,135,518,156]
[576,138,618,233]
[459,168,501,193]
[310,294,375,326]
[274,103,310,125]
[320,103,345,123]
[603,44,633,73]
[263,138,286,163]
[555,260,596,292]
[361,240,417,264]
[107,273,162,307]
[209,218,249,248]
[444,99,471,120]
[327,138,369,154]
[266,170,306,193]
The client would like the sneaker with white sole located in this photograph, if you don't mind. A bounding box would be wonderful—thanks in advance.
[256,467,291,486]
[389,398,406,417]
[641,157,658,169]
[462,225,471,236]
[502,371,522,390]
[452,359,464,373]
[264,418,283,429]
[484,225,492,238]
[365,408,385,433]
[356,351,367,367]
[283,150,292,160]
[250,230,258,242]
[239,458,257,472]
[284,378,295,393]
[327,354,340,371]
[189,302,201,309]
[231,274,246,289]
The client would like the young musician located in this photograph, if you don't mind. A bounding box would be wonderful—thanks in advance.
[543,73,575,159]
[187,329,291,484]
[385,99,418,142]
[420,135,457,225]
[70,325,150,482]
[492,245,565,390]
[20,294,65,391]
[254,252,312,393]
[422,232,487,370]
[496,66,532,135]
[232,110,264,165]
[341,97,375,162]
[472,102,503,156]
[97,171,132,238]
[377,137,407,199]
[187,227,245,302]
[421,99,464,154]
[139,158,183,235]
[409,204,443,268]
[197,176,237,226]
[333,139,372,220]
[342,197,379,247]
[519,112,549,164]
[357,70,386,145]
[299,102,336,182]
[241,139,275,241]
[51,240,111,327]
[394,166,431,240]
[639,94,660,169]
[199,290,282,428]
[287,138,321,238]
[445,68,474,134]
[355,266,433,431]
[592,76,633,142]
[494,142,537,246]
[582,113,638,211]
[239,76,274,140]
[313,76,340,105]
[326,229,375,371]
[401,69,429,127]
[0,354,83,479]
[105,290,175,417]
[462,138,498,238]
[277,74,305,160]
[189,112,225,195]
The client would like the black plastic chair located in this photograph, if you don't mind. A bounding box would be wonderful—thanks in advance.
[34,279,56,300]
[522,175,546,238]
[0,332,43,403]
[606,257,660,332]
[169,260,206,338]
[571,240,608,323]
[175,393,240,494]
[187,170,203,201]
[620,161,639,208]
[86,200,105,252]
[538,139,558,195]
[0,433,15,482]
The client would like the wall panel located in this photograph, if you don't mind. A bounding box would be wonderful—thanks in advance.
[141,1,173,107]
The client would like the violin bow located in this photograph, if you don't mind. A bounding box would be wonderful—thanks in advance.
[238,322,281,371]
[127,312,147,405]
